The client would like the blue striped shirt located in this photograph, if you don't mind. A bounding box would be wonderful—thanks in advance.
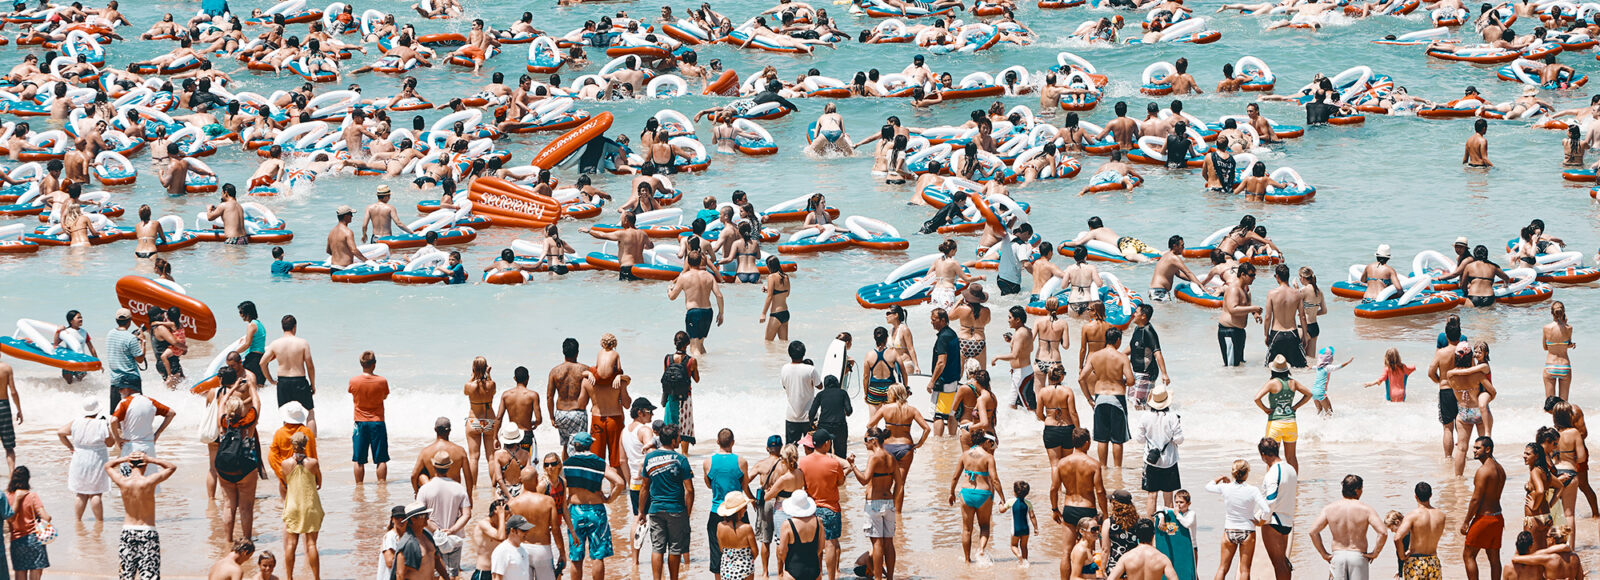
[562,452,607,493]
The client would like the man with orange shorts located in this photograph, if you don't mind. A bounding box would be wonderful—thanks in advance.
[1461,436,1505,580]
[588,373,631,470]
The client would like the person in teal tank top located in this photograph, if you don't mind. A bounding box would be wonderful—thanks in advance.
[1253,355,1312,471]
[236,301,267,384]
[703,428,748,578]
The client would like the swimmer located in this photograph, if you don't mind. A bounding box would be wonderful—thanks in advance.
[1148,236,1200,301]
[807,103,852,157]
[1078,150,1141,196]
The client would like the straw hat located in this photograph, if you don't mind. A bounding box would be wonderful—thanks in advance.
[1146,385,1172,411]
[1268,355,1290,373]
[432,450,454,470]
[717,491,751,517]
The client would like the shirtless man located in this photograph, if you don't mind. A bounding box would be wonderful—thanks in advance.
[342,108,379,159]
[250,146,285,192]
[991,306,1035,410]
[159,143,213,196]
[361,186,413,243]
[326,205,370,268]
[1246,103,1280,145]
[1464,118,1492,167]
[587,334,631,472]
[581,213,654,281]
[667,253,724,357]
[548,338,591,455]
[204,187,248,245]
[1308,475,1389,580]
[1462,436,1505,580]
[1263,264,1309,368]
[505,491,567,580]
[259,314,317,434]
[1219,263,1262,367]
[106,452,177,580]
[1027,244,1065,301]
[1049,428,1106,553]
[1168,59,1203,95]
[1149,235,1199,301]
[61,146,88,185]
[1394,482,1446,580]
[495,366,543,456]
[1092,101,1140,151]
[411,417,471,492]
[1105,520,1180,580]
[1509,536,1584,580]
[1079,328,1132,467]
[208,541,256,580]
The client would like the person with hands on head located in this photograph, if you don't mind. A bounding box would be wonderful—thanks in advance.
[105,451,177,580]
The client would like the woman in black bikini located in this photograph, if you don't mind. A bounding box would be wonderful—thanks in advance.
[1553,409,1586,540]
[1461,245,1513,307]
[724,224,763,284]
[1524,441,1560,550]
[864,384,930,513]
[760,256,791,342]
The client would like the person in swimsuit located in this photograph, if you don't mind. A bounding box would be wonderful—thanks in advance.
[951,284,991,369]
[1078,302,1111,369]
[1552,407,1586,541]
[947,427,1003,564]
[776,491,823,580]
[928,239,979,313]
[462,357,497,491]
[760,256,791,342]
[1067,516,1102,579]
[1033,298,1068,379]
[1358,244,1407,302]
[132,205,167,259]
[1461,245,1513,307]
[1543,301,1575,400]
[1522,442,1560,551]
[1297,267,1326,357]
[1061,246,1102,316]
[1035,366,1078,466]
[864,384,929,513]
[885,306,919,375]
[1206,460,1271,580]
[862,327,906,409]
[845,428,897,579]
[722,224,764,285]
[1254,355,1311,471]
[1362,348,1415,403]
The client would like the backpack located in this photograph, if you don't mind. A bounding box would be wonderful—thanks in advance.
[661,353,691,402]
[213,427,257,482]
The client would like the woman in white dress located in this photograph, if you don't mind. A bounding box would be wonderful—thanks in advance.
[55,397,112,521]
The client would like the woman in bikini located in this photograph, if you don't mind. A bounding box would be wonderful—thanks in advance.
[132,205,165,259]
[801,194,831,228]
[929,239,978,313]
[760,256,791,342]
[951,284,991,368]
[463,357,499,491]
[766,444,807,533]
[1543,301,1575,400]
[952,368,997,449]
[538,224,576,275]
[1206,460,1270,580]
[862,327,906,409]
[1298,267,1326,357]
[1461,245,1513,307]
[214,369,265,545]
[1524,441,1560,550]
[1034,367,1078,465]
[1447,341,1498,436]
[490,426,529,498]
[1077,302,1110,369]
[946,427,1003,564]
[864,384,929,513]
[1068,516,1102,579]
[1033,298,1068,379]
[884,306,918,374]
[721,223,763,283]
[1553,410,1587,541]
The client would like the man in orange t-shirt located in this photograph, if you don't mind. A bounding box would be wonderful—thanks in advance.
[348,350,390,483]
[798,429,850,580]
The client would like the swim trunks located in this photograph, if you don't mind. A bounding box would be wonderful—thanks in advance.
[352,421,390,464]
[1141,463,1180,493]
[1042,424,1074,449]
[619,266,639,281]
[1129,372,1153,411]
[1059,505,1097,527]
[119,526,161,580]
[685,307,714,339]
[1147,287,1172,302]
[1402,554,1442,580]
[1010,366,1035,410]
[932,386,957,421]
[1437,389,1458,425]
[589,414,624,468]
[1330,550,1370,580]
[1217,325,1246,367]
[224,236,249,245]
[1266,330,1307,368]
[1463,513,1503,550]
[1092,394,1129,444]
[277,376,314,409]
[553,409,588,449]
[568,503,615,561]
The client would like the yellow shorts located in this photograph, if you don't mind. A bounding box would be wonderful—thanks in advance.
[934,391,956,418]
[1265,419,1297,443]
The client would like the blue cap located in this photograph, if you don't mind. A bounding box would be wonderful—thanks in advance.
[572,432,594,448]
[766,435,782,448]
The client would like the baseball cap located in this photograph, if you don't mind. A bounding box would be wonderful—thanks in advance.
[115,308,132,321]
[812,428,832,446]
[572,432,594,448]
[631,397,657,413]
[766,435,783,448]
[1111,489,1133,504]
[336,205,354,216]
[506,515,534,531]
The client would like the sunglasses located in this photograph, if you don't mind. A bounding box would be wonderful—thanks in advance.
[543,462,559,467]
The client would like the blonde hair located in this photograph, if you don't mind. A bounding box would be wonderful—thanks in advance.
[290,431,308,453]
[1231,459,1250,482]
[780,443,799,468]
[600,333,618,349]
[887,384,908,403]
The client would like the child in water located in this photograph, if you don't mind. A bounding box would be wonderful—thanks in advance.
[1008,481,1037,567]
[1362,348,1415,403]
[1312,346,1354,415]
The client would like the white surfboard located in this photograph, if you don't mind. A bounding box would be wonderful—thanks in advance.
[822,338,850,389]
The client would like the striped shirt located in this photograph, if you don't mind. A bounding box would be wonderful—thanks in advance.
[562,452,607,493]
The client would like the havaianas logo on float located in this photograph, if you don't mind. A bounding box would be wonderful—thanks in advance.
[122,298,203,334]
[474,190,557,219]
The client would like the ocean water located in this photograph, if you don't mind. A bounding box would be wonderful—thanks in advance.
[2,0,1599,577]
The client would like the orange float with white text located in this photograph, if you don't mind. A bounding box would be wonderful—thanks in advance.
[531,111,613,170]
[113,275,219,340]
[466,178,564,228]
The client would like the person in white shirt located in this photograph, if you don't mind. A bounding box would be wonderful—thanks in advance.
[377,505,405,580]
[110,384,175,464]
[417,451,472,577]
[1258,437,1298,580]
[492,515,536,580]
[1206,459,1270,580]
[1135,386,1183,514]
[779,341,821,444]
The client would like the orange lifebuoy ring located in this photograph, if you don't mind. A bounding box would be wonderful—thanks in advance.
[113,275,219,340]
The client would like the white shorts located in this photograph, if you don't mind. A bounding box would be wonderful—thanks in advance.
[864,499,896,538]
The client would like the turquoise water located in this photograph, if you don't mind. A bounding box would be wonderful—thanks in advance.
[1,0,1597,575]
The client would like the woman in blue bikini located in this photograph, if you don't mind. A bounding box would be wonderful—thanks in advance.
[1543,301,1575,400]
[947,427,1003,564]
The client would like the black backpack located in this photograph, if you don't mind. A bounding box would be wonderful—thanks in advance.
[214,427,257,482]
[661,353,691,402]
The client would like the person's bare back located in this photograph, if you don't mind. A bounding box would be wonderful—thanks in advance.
[548,361,588,413]
[1108,543,1179,580]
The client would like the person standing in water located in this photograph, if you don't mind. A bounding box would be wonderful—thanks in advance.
[1393,482,1445,580]
[259,314,318,435]
[1309,475,1389,580]
[1464,118,1492,167]
[1255,356,1312,471]
[1542,301,1574,400]
[462,357,497,490]
[1219,263,1261,367]
[667,253,724,357]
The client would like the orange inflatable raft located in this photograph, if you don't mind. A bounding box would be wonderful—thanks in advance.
[466,177,564,229]
[113,275,219,340]
[531,111,613,170]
